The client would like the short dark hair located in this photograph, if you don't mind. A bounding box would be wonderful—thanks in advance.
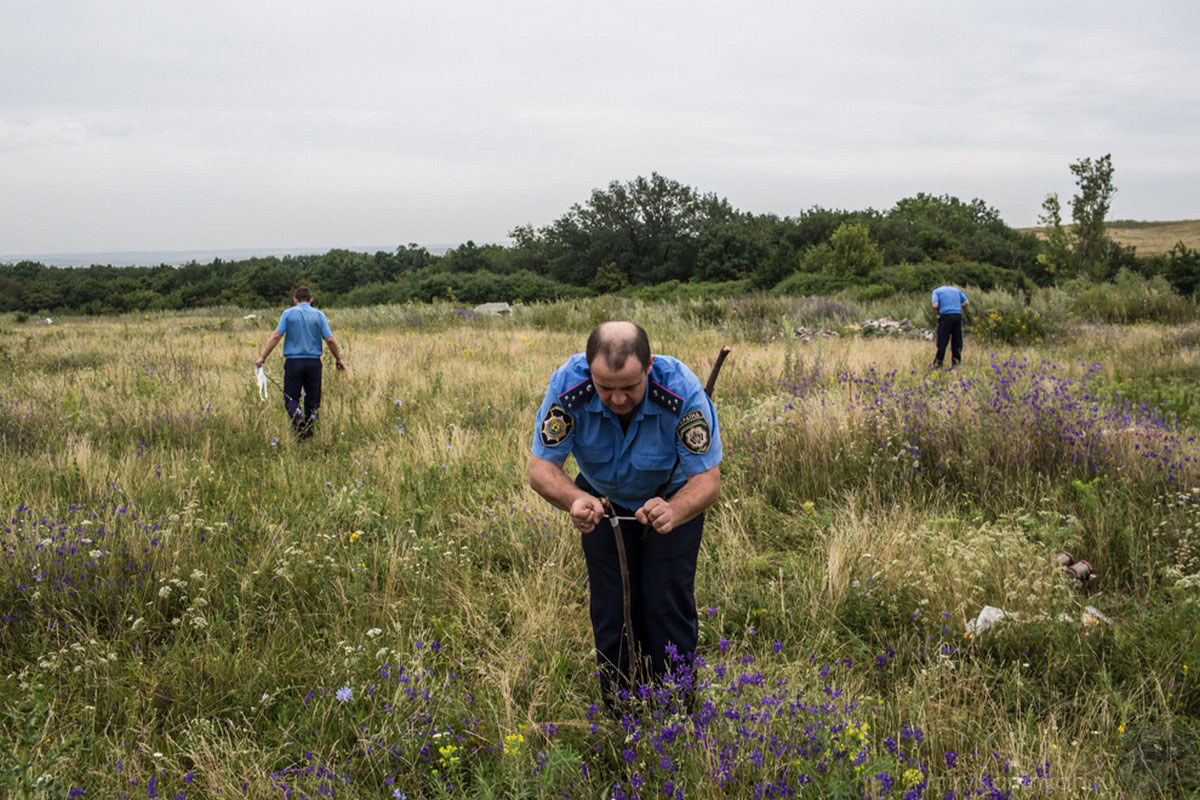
[586,322,650,370]
[293,286,313,302]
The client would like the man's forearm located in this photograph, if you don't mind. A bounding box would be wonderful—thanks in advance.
[664,467,720,526]
[529,456,589,513]
[259,333,282,361]
[326,337,343,362]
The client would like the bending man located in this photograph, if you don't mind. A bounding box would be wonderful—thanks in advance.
[528,321,722,696]
[931,283,969,370]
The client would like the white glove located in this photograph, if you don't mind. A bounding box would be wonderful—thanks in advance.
[256,367,269,401]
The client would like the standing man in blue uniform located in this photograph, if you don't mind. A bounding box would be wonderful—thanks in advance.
[529,322,722,695]
[255,286,346,438]
[931,284,969,369]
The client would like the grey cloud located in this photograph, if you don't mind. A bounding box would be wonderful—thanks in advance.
[2,0,1198,252]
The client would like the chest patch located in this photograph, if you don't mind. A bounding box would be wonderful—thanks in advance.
[540,404,575,447]
[677,410,711,455]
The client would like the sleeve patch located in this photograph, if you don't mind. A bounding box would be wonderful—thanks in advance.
[677,410,711,455]
[540,405,575,447]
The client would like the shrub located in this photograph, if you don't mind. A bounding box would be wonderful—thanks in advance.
[826,222,884,277]
[973,306,1047,344]
[868,261,1028,294]
[1065,269,1197,323]
[790,296,862,327]
[334,270,589,307]
[625,279,751,302]
[337,281,410,307]
[589,262,629,294]
[771,271,851,296]
[852,283,896,302]
[751,241,802,290]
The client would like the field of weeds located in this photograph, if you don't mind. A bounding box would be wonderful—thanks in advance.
[2,299,1199,799]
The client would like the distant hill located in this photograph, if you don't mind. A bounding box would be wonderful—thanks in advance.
[1019,219,1200,256]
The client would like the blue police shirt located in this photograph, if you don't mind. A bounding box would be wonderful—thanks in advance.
[532,354,723,510]
[275,303,333,359]
[932,286,967,315]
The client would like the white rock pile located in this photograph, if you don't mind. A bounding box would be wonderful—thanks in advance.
[793,317,934,342]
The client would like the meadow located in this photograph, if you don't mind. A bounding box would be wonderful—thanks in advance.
[1021,219,1200,257]
[1106,221,1200,258]
[2,296,1199,799]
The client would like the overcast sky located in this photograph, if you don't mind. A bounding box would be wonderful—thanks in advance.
[2,0,1197,255]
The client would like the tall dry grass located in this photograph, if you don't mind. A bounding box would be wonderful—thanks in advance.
[0,305,1197,798]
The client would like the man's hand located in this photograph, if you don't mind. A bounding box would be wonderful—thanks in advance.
[335,359,346,372]
[255,357,265,369]
[569,496,605,533]
[636,497,676,534]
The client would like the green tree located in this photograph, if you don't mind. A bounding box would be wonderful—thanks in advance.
[1164,242,1200,296]
[799,243,833,274]
[1041,155,1117,282]
[695,217,767,281]
[1069,154,1116,280]
[751,241,802,290]
[876,194,1038,274]
[521,173,734,286]
[826,223,883,277]
[442,241,514,274]
[1036,193,1075,276]
[590,262,630,294]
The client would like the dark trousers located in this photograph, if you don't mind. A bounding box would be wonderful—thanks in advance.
[282,358,322,436]
[934,313,963,366]
[575,474,703,695]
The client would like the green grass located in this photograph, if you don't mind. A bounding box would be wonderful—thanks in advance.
[1,303,1199,798]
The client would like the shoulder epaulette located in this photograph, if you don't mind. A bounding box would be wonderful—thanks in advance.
[557,377,595,410]
[649,380,683,415]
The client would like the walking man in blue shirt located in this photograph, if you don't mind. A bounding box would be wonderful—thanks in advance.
[255,287,345,438]
[529,321,721,697]
[931,285,969,370]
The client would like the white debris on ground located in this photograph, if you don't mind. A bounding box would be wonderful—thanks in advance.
[966,606,1008,636]
[966,604,1116,637]
[861,317,922,334]
[792,327,842,342]
[243,314,258,320]
[1081,606,1115,628]
[474,302,513,315]
[793,317,934,342]
[41,318,54,325]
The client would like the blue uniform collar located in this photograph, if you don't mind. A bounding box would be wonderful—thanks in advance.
[585,376,662,419]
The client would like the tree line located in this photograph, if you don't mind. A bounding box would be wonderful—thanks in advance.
[4,161,1199,315]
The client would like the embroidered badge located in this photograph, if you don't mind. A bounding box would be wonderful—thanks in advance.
[677,409,711,455]
[540,405,574,447]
